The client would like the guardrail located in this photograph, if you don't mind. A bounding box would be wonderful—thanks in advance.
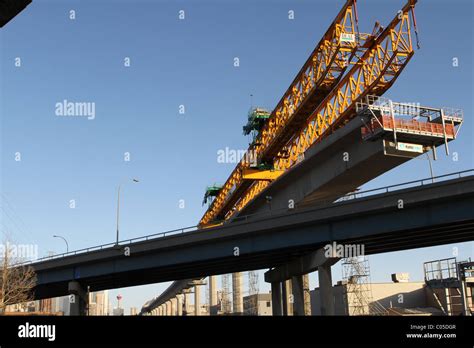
[19,169,473,265]
[17,225,200,265]
[335,169,473,202]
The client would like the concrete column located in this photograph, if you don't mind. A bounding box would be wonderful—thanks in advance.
[157,306,161,316]
[166,301,171,315]
[271,282,283,316]
[318,263,335,315]
[232,272,243,315]
[176,295,183,316]
[291,275,305,316]
[184,291,191,315]
[194,285,201,316]
[282,279,293,316]
[303,274,311,315]
[209,276,218,315]
[68,281,88,316]
[170,298,177,316]
[264,247,339,313]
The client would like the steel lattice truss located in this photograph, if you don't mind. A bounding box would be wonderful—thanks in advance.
[201,0,418,226]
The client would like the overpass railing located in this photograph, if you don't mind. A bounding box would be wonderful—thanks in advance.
[20,169,473,265]
[17,225,200,265]
[335,169,473,202]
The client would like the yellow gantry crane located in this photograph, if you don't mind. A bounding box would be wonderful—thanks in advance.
[200,0,420,226]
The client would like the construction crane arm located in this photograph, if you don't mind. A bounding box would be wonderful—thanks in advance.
[231,0,419,216]
[200,0,361,226]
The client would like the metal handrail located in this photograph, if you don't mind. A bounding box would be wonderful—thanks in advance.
[19,169,473,265]
[336,168,473,201]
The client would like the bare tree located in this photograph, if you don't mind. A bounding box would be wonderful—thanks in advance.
[0,240,36,313]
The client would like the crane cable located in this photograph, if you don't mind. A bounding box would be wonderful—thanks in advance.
[410,4,421,49]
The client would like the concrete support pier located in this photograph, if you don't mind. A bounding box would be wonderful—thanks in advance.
[194,284,201,316]
[209,275,218,315]
[282,280,293,316]
[176,295,183,316]
[291,275,305,316]
[265,247,340,316]
[170,297,177,316]
[184,290,191,315]
[232,272,243,315]
[303,273,311,315]
[318,263,335,315]
[271,281,283,316]
[68,281,88,316]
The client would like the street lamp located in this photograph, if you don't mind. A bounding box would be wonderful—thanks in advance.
[53,235,69,253]
[116,178,139,245]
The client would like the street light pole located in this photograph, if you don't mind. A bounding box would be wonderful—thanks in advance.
[115,178,139,246]
[116,184,121,246]
[53,235,69,253]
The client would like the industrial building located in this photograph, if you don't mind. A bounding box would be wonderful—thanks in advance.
[310,258,473,316]
[243,294,272,316]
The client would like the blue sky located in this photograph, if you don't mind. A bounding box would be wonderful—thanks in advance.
[1,0,472,313]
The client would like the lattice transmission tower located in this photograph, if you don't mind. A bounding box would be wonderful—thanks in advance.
[246,270,259,315]
[220,274,232,314]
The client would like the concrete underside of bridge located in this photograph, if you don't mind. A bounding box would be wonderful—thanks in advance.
[236,116,417,217]
[31,176,474,302]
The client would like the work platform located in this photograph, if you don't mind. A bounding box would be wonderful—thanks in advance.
[357,95,463,158]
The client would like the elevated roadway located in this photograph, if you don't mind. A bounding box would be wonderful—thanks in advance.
[27,173,474,302]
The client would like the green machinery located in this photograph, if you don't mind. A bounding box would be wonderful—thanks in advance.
[242,107,271,145]
[202,184,222,206]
